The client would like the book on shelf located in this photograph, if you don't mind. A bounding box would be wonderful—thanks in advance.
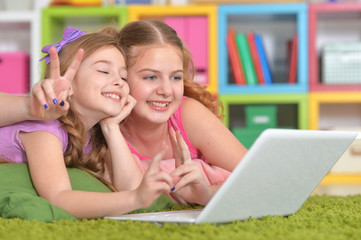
[226,28,246,85]
[254,33,273,84]
[288,34,298,84]
[235,33,258,85]
[247,32,265,85]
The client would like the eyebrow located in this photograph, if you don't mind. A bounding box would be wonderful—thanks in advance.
[92,60,126,70]
[138,68,183,74]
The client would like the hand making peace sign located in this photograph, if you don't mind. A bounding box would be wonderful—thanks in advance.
[29,46,84,120]
[169,127,212,205]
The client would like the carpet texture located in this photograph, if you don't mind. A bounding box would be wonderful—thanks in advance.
[2,194,361,240]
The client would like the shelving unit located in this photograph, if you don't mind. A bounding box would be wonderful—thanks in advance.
[309,92,361,130]
[218,3,308,94]
[128,5,218,94]
[41,6,127,48]
[0,9,41,89]
[219,93,308,129]
[308,2,361,92]
[1,2,359,194]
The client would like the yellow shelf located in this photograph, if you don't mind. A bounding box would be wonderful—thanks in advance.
[309,92,361,130]
[320,174,361,185]
[128,5,218,95]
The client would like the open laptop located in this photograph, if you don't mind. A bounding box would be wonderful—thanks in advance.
[105,128,357,224]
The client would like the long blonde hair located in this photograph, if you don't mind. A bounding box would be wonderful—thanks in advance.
[118,20,223,118]
[43,28,124,191]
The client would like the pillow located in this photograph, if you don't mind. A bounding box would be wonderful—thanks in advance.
[0,163,177,222]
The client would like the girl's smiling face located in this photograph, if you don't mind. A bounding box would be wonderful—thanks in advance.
[70,46,129,129]
[126,44,184,125]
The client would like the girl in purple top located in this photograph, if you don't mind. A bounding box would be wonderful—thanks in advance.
[0,26,175,219]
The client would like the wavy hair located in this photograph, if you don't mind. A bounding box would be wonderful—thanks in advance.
[43,28,124,191]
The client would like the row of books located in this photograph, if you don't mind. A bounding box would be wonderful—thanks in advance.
[227,29,298,85]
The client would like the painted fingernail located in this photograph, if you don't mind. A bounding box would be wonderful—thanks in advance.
[53,98,58,104]
[60,101,65,107]
[171,187,175,192]
[44,104,48,110]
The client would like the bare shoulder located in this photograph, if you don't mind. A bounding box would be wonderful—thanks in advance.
[181,97,214,120]
[181,97,223,145]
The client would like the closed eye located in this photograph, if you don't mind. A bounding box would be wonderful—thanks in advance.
[98,70,109,74]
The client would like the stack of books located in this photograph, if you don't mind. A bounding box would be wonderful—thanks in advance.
[227,28,298,85]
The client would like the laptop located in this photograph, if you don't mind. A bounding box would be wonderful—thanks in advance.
[105,128,357,224]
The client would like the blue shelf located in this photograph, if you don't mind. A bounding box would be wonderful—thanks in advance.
[218,3,308,94]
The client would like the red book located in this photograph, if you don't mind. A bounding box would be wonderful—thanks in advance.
[247,32,264,85]
[288,34,298,84]
[226,28,246,85]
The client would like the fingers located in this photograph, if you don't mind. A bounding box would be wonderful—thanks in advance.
[176,130,192,164]
[31,82,49,109]
[41,79,58,105]
[63,48,84,82]
[172,165,203,191]
[49,47,60,80]
[169,127,182,167]
[119,95,136,121]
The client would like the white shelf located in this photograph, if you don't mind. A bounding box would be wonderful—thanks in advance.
[0,11,35,22]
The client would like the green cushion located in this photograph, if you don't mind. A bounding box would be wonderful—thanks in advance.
[0,163,177,222]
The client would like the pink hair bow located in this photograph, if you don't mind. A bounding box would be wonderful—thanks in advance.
[39,26,88,64]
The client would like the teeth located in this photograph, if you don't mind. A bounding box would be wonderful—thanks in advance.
[105,93,120,100]
[148,101,169,107]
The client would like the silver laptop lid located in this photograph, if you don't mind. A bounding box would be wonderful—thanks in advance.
[196,129,356,224]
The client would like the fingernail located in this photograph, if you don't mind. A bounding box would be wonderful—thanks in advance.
[44,104,48,110]
[171,187,175,192]
[60,101,65,107]
[53,98,57,104]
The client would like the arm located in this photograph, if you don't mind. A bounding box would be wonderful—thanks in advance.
[0,93,32,126]
[100,96,143,190]
[20,130,173,219]
[182,98,248,172]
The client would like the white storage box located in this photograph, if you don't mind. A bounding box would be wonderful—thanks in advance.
[322,42,361,85]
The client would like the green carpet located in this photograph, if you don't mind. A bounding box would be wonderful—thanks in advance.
[2,194,361,240]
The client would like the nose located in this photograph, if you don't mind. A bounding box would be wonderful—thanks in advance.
[113,76,125,87]
[157,78,172,96]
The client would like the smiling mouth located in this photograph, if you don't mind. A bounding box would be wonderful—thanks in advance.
[147,101,170,108]
[102,93,121,101]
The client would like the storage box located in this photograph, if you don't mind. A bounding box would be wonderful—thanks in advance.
[231,128,265,149]
[245,105,277,129]
[0,52,30,94]
[322,42,361,85]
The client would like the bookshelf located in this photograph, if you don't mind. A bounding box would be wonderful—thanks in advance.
[308,2,361,187]
[41,6,127,48]
[128,5,218,95]
[218,3,308,94]
[308,2,361,92]
[220,94,308,129]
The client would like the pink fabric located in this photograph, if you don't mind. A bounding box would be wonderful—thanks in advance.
[0,120,68,163]
[125,97,231,185]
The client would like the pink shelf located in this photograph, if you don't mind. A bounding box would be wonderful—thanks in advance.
[308,2,361,92]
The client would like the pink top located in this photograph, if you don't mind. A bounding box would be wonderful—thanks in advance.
[125,97,231,185]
